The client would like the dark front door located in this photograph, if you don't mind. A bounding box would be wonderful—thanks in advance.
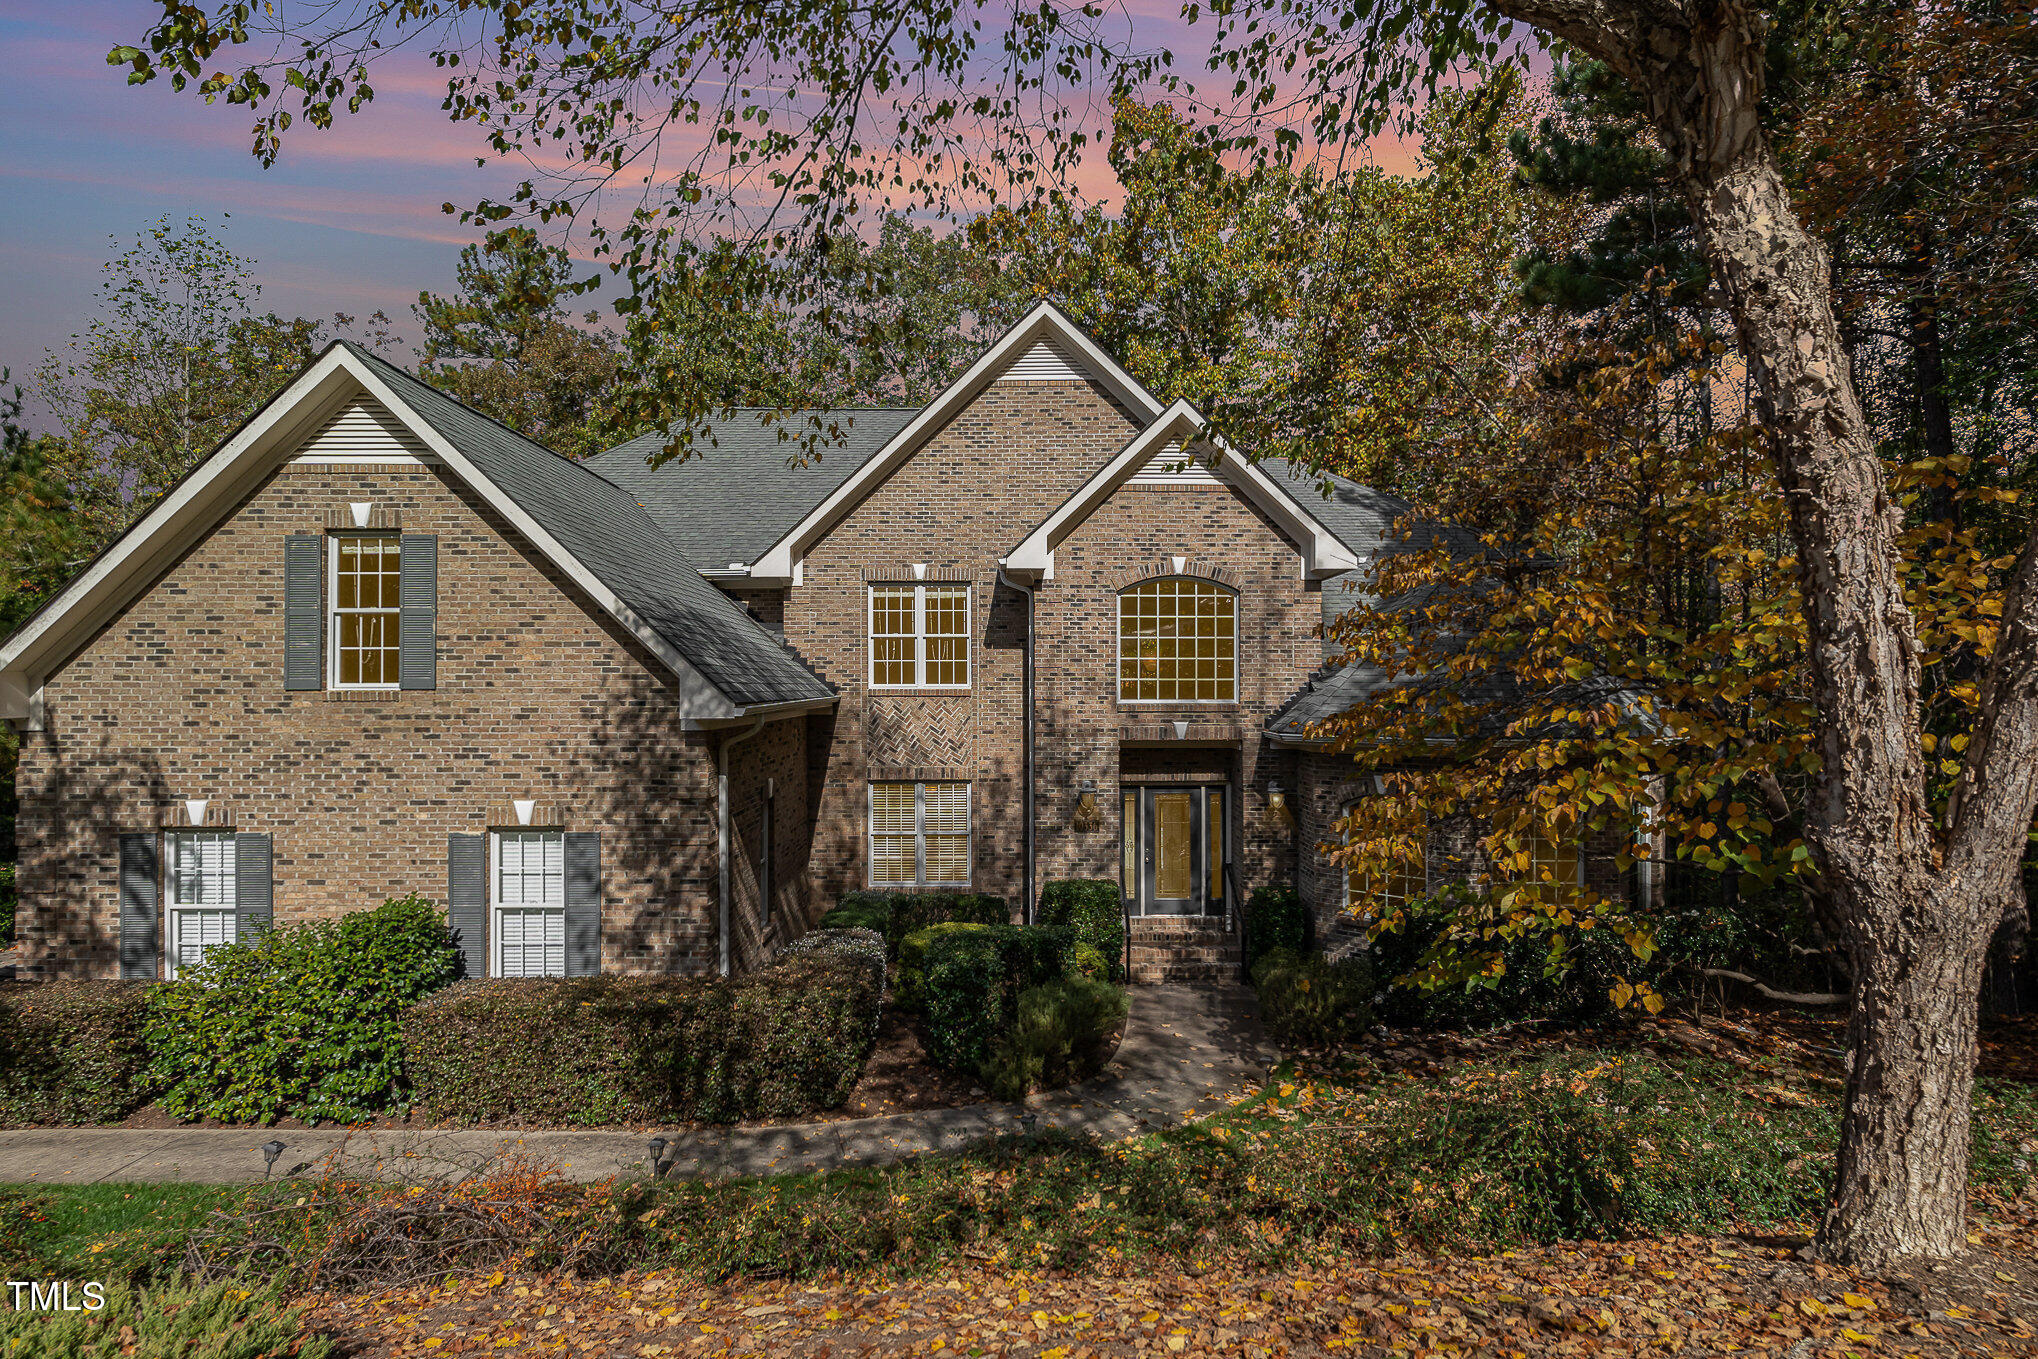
[1125,785,1228,916]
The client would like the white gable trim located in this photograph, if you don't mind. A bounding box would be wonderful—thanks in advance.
[746,302,1167,584]
[0,346,748,721]
[1003,401,1361,581]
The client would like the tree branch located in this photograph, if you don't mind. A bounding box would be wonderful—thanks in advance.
[1945,527,2038,913]
[1694,967,1849,1006]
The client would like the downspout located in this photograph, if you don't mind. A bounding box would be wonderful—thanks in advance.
[997,567,1036,923]
[718,713,768,978]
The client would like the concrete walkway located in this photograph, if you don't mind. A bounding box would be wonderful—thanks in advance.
[0,983,1276,1187]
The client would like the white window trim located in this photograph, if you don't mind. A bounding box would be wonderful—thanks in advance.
[1342,803,1429,919]
[490,828,568,979]
[1115,576,1240,705]
[866,781,973,890]
[867,584,971,691]
[327,532,402,692]
[163,829,237,981]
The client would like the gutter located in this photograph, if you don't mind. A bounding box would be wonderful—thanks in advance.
[718,713,769,977]
[997,565,1036,923]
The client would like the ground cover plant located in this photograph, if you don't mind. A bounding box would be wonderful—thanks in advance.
[1250,947,1376,1050]
[0,1276,335,1359]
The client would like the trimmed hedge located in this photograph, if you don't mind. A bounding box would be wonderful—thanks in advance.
[1244,883,1309,969]
[982,976,1128,1101]
[817,891,1009,957]
[146,894,459,1124]
[1036,879,1125,981]
[896,922,995,1011]
[0,982,156,1127]
[404,927,886,1125]
[919,925,1068,1073]
[1251,947,1376,1050]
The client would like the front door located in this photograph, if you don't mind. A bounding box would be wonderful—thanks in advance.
[1123,785,1228,916]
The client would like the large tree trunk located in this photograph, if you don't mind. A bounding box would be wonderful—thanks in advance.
[1485,0,2033,1268]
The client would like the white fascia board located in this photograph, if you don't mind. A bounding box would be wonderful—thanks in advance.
[748,302,1169,581]
[0,346,746,723]
[1007,402,1205,574]
[0,350,362,706]
[339,357,743,723]
[1005,403,1362,579]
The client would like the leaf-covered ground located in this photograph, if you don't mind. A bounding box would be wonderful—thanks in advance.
[300,1009,2038,1357]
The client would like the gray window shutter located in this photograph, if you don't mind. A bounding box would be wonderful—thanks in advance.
[448,833,487,979]
[398,533,437,690]
[284,533,322,690]
[235,833,273,939]
[119,833,159,980]
[565,831,600,977]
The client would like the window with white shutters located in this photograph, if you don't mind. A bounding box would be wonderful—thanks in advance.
[868,781,971,889]
[493,829,566,977]
[165,831,237,979]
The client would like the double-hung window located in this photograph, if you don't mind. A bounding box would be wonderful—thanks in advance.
[869,781,970,888]
[493,829,566,977]
[165,830,236,979]
[1346,822,1427,921]
[869,584,969,689]
[1494,817,1583,900]
[330,535,402,689]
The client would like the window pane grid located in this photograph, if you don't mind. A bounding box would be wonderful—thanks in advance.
[333,536,401,688]
[1119,579,1235,701]
[869,585,969,688]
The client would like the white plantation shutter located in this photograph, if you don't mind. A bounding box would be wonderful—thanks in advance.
[869,784,919,887]
[922,783,970,885]
[868,782,970,888]
[494,830,567,977]
[166,831,238,978]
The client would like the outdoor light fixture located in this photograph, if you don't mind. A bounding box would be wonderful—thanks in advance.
[261,1140,286,1179]
[646,1136,669,1177]
[1265,780,1297,834]
[1072,779,1102,832]
[1019,1112,1038,1138]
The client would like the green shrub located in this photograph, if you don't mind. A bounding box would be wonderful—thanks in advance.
[1253,949,1376,1050]
[404,927,885,1124]
[819,891,1008,957]
[0,1276,334,1359]
[0,982,156,1127]
[1036,879,1125,981]
[919,925,1068,1073]
[1244,883,1308,969]
[1063,940,1110,982]
[896,921,995,1010]
[1368,891,1638,1030]
[982,977,1128,1100]
[0,861,15,948]
[145,894,458,1124]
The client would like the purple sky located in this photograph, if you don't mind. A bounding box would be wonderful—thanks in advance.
[1,3,1451,429]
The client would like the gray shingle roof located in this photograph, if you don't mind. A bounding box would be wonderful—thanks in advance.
[343,344,833,710]
[586,409,918,570]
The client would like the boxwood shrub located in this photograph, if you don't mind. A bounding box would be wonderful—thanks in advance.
[817,891,1009,957]
[919,925,1068,1074]
[896,922,995,1011]
[0,981,157,1126]
[1244,883,1309,969]
[1251,947,1376,1050]
[403,927,886,1125]
[981,976,1129,1100]
[145,894,459,1124]
[1036,879,1125,981]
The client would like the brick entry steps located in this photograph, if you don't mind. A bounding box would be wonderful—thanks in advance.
[1127,918,1242,984]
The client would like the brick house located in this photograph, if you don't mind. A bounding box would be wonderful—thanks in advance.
[0,303,1637,984]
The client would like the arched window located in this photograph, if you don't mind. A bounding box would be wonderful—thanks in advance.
[1118,578,1236,701]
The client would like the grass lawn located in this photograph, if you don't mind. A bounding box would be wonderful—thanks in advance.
[0,1181,236,1279]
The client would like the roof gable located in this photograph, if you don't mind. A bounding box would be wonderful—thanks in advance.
[1003,403,1361,580]
[0,343,833,721]
[746,301,1169,583]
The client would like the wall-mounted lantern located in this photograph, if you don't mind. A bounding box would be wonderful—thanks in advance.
[1073,779,1103,832]
[1265,779,1297,835]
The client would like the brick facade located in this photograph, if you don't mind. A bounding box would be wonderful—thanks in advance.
[13,460,784,979]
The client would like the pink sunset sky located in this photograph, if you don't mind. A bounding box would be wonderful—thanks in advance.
[0,3,1457,426]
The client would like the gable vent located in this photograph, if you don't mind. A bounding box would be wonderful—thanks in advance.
[1127,440,1223,487]
[998,335,1094,384]
[292,395,436,466]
